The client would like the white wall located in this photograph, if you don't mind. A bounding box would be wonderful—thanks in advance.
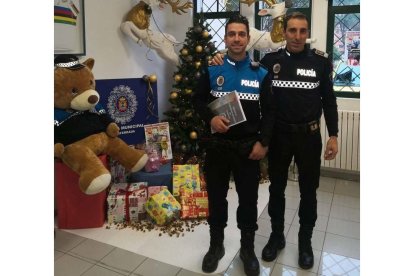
[84,0,192,120]
[83,0,358,119]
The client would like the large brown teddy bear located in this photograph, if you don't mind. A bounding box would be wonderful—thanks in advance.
[54,55,148,195]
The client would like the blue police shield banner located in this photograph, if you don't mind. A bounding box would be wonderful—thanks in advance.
[96,78,158,145]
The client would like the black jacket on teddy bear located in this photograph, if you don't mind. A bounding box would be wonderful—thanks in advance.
[54,103,113,146]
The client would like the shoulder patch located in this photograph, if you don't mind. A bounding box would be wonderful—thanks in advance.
[275,47,284,54]
[312,48,329,58]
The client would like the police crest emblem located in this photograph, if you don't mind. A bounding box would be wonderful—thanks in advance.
[216,76,225,86]
[273,63,281,74]
[107,85,138,125]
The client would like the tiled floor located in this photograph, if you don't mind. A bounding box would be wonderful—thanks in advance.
[54,176,360,276]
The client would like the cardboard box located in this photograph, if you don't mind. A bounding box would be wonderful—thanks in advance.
[55,155,108,229]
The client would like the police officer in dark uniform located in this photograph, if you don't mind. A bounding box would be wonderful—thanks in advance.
[259,12,339,269]
[193,14,274,276]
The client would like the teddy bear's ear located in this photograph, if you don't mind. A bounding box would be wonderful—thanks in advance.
[83,58,95,70]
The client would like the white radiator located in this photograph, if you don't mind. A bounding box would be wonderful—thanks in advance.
[320,110,360,172]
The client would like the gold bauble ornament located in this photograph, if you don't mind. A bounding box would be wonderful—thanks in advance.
[181,48,189,56]
[170,92,178,99]
[195,61,201,68]
[202,30,209,38]
[174,74,182,82]
[185,88,192,95]
[149,74,157,83]
[195,45,203,53]
[190,131,197,140]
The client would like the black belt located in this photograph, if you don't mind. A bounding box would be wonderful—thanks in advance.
[276,120,320,133]
[201,135,258,155]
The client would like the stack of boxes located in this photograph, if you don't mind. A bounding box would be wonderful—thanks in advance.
[55,159,209,229]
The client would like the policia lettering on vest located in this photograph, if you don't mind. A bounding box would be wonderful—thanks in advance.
[211,12,339,270]
[193,14,276,276]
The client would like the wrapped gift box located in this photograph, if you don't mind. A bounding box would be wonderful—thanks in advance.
[172,164,201,196]
[128,162,172,192]
[147,185,168,197]
[109,157,129,184]
[55,155,108,229]
[145,189,181,225]
[180,190,209,219]
[107,182,148,224]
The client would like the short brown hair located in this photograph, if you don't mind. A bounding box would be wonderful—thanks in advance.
[283,12,309,31]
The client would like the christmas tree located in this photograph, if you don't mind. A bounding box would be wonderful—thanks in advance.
[163,17,217,164]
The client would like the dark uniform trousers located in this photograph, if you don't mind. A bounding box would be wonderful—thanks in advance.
[267,127,322,229]
[205,146,260,232]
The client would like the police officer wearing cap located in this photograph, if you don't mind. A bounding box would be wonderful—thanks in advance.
[193,14,275,276]
[258,12,339,269]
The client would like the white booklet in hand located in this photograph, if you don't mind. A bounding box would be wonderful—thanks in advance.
[208,91,246,133]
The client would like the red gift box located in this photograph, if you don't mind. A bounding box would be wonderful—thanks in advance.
[180,190,209,219]
[55,155,108,229]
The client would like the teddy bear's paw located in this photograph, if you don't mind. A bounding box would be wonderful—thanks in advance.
[130,153,149,172]
[54,143,65,158]
[84,173,111,195]
[106,122,120,138]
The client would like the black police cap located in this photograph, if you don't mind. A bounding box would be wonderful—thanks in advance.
[54,54,85,70]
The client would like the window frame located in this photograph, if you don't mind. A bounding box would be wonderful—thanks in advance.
[193,1,314,60]
[326,0,360,99]
[193,0,240,51]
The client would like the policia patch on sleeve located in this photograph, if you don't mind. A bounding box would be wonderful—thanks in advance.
[312,48,329,58]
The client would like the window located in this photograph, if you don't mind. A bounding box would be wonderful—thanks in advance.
[327,0,360,98]
[194,0,312,59]
[194,0,240,50]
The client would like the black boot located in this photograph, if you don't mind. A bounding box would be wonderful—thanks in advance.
[262,231,286,262]
[240,231,260,276]
[202,228,225,273]
[298,226,314,269]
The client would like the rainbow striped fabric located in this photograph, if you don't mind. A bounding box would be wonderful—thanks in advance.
[54,5,77,26]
